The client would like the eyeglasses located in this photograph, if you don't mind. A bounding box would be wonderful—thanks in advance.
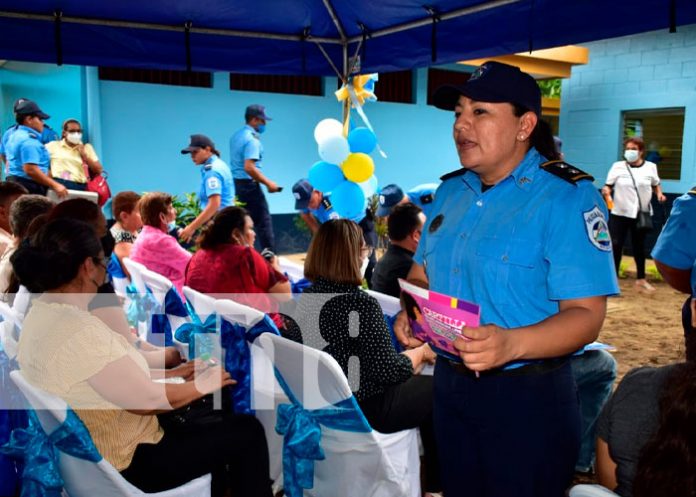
[66,128,82,133]
[361,245,374,258]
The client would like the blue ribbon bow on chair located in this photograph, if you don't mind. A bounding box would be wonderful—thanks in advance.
[289,277,312,294]
[1,348,26,497]
[273,371,372,497]
[220,315,279,415]
[174,304,218,361]
[0,410,101,497]
[148,288,188,347]
[125,283,156,328]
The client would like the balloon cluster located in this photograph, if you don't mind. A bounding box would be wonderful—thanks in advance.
[309,119,378,220]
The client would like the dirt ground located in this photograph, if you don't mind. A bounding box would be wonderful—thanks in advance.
[285,253,688,384]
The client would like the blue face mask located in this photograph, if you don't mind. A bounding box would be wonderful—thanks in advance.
[255,124,266,134]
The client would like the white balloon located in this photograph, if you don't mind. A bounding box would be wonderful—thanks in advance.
[359,175,378,197]
[318,135,350,165]
[313,118,343,144]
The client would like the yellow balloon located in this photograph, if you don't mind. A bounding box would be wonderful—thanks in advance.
[342,152,374,183]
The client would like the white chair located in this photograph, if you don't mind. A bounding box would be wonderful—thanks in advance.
[108,253,130,299]
[364,289,401,317]
[214,298,285,493]
[569,485,620,497]
[179,286,221,361]
[277,257,305,283]
[10,370,211,497]
[121,258,150,338]
[138,267,189,353]
[257,333,421,497]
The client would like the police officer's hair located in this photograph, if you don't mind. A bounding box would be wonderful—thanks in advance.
[15,113,38,125]
[512,104,560,161]
[388,203,423,242]
[0,181,28,205]
[305,219,363,286]
[139,192,173,228]
[9,194,54,239]
[198,206,248,250]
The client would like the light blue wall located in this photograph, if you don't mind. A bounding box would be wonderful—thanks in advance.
[0,61,86,137]
[560,24,696,194]
[2,62,462,214]
[98,69,459,213]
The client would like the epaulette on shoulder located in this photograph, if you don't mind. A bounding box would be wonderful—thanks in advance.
[440,168,466,181]
[540,160,594,184]
[321,197,333,210]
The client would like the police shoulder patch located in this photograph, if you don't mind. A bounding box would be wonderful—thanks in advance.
[322,197,333,210]
[206,177,220,190]
[583,206,611,252]
[540,160,594,185]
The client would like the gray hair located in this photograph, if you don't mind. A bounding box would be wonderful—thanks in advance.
[10,195,54,239]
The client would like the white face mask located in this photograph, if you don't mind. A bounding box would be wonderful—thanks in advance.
[66,132,82,145]
[624,149,640,163]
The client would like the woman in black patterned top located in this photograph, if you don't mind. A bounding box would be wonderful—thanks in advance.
[110,191,142,277]
[290,219,442,496]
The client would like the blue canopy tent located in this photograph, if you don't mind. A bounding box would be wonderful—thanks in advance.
[1,0,695,80]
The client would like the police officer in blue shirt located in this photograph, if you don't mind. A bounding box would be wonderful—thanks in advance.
[393,61,618,497]
[179,134,234,243]
[376,183,439,218]
[229,105,281,253]
[292,179,339,234]
[652,186,696,359]
[5,99,67,197]
[0,99,59,176]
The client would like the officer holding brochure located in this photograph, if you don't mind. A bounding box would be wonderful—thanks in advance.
[394,61,618,497]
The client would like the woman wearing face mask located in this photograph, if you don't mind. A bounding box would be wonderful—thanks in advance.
[284,219,442,497]
[45,118,103,191]
[185,206,291,330]
[602,137,667,292]
[129,192,191,299]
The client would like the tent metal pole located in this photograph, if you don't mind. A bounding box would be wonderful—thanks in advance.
[312,40,343,81]
[321,0,347,42]
[0,10,341,44]
[346,0,522,43]
[342,42,349,124]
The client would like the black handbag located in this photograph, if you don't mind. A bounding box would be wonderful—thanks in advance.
[625,163,653,231]
[157,386,231,431]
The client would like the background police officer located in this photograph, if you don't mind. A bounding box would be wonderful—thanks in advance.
[179,134,234,243]
[5,99,67,197]
[292,179,339,234]
[229,104,281,253]
[376,183,439,218]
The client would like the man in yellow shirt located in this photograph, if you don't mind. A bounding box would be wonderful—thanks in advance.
[45,118,103,191]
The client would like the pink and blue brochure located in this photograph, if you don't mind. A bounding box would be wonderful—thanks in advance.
[398,279,481,362]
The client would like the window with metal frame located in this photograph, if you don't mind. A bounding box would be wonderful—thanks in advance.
[98,67,212,88]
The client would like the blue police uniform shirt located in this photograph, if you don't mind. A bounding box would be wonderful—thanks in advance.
[200,155,234,210]
[229,124,263,180]
[302,196,340,224]
[406,183,439,217]
[41,125,59,144]
[415,148,619,339]
[651,189,696,271]
[0,125,18,157]
[5,125,51,179]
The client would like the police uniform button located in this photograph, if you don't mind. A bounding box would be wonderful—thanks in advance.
[453,268,460,274]
[429,214,444,233]
[502,255,509,262]
[476,200,483,207]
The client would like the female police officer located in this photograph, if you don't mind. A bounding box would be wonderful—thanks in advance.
[395,61,618,497]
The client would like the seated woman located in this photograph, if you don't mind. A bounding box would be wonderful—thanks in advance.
[45,118,103,191]
[110,191,142,277]
[287,219,441,497]
[588,356,696,497]
[185,206,291,329]
[44,198,180,369]
[13,219,272,497]
[130,192,191,298]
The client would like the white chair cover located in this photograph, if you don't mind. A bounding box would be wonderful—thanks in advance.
[277,257,305,283]
[138,268,189,354]
[121,258,150,338]
[257,333,421,497]
[569,484,621,497]
[364,289,401,317]
[10,370,211,497]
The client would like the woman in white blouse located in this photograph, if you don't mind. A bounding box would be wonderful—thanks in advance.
[602,137,666,292]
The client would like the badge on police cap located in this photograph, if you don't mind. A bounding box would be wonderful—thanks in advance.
[583,206,611,252]
[429,214,444,233]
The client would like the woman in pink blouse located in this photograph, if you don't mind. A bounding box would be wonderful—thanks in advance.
[129,192,191,297]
